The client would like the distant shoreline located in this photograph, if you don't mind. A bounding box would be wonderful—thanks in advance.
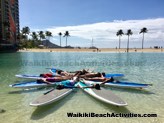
[18,48,163,53]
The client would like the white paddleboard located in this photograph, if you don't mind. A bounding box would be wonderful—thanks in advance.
[83,79,151,89]
[30,88,73,106]
[78,82,127,106]
[15,74,42,79]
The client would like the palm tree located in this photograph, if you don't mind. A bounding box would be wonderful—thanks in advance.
[38,31,45,41]
[58,32,62,47]
[31,32,38,47]
[31,32,38,41]
[116,29,124,49]
[45,31,53,48]
[38,31,45,46]
[45,31,52,40]
[20,27,30,48]
[21,26,30,40]
[63,31,70,47]
[126,29,133,52]
[20,33,27,40]
[140,27,148,49]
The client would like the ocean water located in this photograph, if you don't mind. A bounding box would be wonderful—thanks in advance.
[0,52,164,123]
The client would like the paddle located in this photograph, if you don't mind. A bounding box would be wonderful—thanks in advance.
[82,85,101,90]
[43,82,80,94]
[43,88,55,95]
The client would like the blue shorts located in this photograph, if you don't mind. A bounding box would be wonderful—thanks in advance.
[61,80,75,87]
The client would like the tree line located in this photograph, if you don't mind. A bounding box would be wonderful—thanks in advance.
[19,26,147,50]
[19,26,70,48]
[116,27,148,52]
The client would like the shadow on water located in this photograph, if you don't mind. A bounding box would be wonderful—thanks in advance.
[30,90,76,120]
[0,109,6,113]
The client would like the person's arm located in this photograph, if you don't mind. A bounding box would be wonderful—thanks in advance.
[79,75,85,78]
[64,85,80,88]
[61,71,69,76]
[84,77,105,82]
[82,83,95,88]
[100,77,115,85]
[82,86,94,89]
[100,73,104,78]
[41,78,52,84]
[70,71,82,80]
[85,73,96,78]
[100,78,111,85]
[54,74,62,77]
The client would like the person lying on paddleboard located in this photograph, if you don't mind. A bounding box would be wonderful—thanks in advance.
[55,69,71,76]
[82,83,101,90]
[79,72,108,78]
[39,69,72,78]
[38,71,82,84]
[56,77,80,90]
[54,71,101,90]
[41,68,92,78]
[37,76,73,84]
[82,73,115,82]
[81,77,114,90]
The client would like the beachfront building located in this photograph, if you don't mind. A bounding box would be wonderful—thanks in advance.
[0,0,19,51]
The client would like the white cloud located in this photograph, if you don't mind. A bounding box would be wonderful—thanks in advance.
[34,18,164,48]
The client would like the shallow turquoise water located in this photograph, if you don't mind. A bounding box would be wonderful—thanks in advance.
[0,52,164,123]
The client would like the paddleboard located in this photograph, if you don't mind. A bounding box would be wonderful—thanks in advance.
[16,71,124,80]
[15,74,42,79]
[49,68,124,78]
[49,68,56,74]
[105,73,124,78]
[30,88,73,106]
[78,82,127,106]
[83,80,152,89]
[9,80,71,89]
[9,81,55,88]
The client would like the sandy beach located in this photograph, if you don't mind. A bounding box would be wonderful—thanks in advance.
[19,48,163,53]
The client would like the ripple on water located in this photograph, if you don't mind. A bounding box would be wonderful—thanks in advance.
[0,52,164,123]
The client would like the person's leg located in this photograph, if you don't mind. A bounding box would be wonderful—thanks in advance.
[84,77,106,81]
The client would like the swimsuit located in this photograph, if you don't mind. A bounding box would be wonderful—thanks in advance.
[60,80,75,88]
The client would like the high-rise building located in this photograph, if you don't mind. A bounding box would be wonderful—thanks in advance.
[0,0,19,47]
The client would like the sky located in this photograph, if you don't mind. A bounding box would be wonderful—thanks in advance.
[20,0,164,48]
